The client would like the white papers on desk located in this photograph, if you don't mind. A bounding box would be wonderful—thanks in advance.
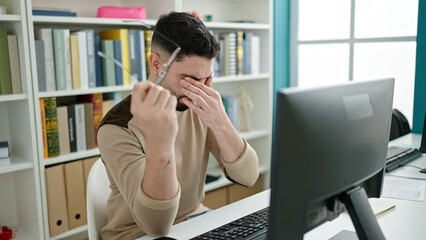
[381,176,426,202]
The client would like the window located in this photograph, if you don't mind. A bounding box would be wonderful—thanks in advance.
[291,0,419,126]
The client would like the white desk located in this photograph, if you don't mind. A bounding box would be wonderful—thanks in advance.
[140,134,426,240]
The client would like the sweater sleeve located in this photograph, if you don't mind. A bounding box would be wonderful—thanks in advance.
[98,124,180,236]
[209,130,259,187]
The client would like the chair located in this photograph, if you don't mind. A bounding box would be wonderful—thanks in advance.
[87,158,111,240]
[389,108,411,141]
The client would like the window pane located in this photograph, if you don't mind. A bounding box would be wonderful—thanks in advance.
[353,42,417,126]
[355,0,418,38]
[298,0,351,40]
[298,44,350,88]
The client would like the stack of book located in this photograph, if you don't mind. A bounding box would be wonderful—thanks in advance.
[34,28,150,92]
[0,141,10,167]
[32,7,77,17]
[213,31,260,77]
[40,94,116,159]
[0,28,22,95]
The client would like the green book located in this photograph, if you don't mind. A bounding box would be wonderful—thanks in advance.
[44,97,60,157]
[100,40,116,86]
[52,29,67,90]
[0,28,12,94]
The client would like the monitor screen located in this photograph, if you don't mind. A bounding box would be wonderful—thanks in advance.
[268,78,394,239]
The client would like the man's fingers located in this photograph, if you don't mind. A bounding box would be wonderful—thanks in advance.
[131,81,155,114]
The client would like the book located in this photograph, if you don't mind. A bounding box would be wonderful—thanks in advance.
[39,99,49,159]
[212,31,221,77]
[144,30,152,78]
[35,40,47,92]
[100,29,130,85]
[7,35,22,94]
[100,40,116,86]
[228,32,237,76]
[84,102,95,150]
[78,93,103,146]
[0,141,10,158]
[71,31,88,89]
[128,29,138,84]
[69,35,81,89]
[222,95,236,127]
[243,32,252,75]
[74,103,86,152]
[84,29,96,88]
[57,106,70,155]
[52,29,71,90]
[236,31,244,76]
[35,28,56,91]
[138,30,147,81]
[102,99,116,117]
[44,97,60,157]
[251,35,260,75]
[94,35,103,87]
[113,40,123,86]
[0,28,12,94]
[32,9,77,17]
[0,157,10,167]
[67,104,77,152]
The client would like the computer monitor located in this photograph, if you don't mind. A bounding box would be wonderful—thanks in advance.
[268,78,394,240]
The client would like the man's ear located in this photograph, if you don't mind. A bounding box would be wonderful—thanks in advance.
[149,52,162,76]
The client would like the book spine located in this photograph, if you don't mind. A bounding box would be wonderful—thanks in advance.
[251,36,260,75]
[228,32,237,76]
[134,29,143,82]
[39,98,49,159]
[144,30,152,78]
[119,29,130,85]
[52,29,67,90]
[35,40,47,92]
[243,32,252,75]
[113,40,123,86]
[44,97,60,157]
[94,35,103,87]
[139,30,147,81]
[74,103,87,151]
[92,93,103,146]
[35,28,56,91]
[57,106,70,155]
[0,28,12,94]
[74,31,88,89]
[63,30,72,90]
[67,104,77,152]
[84,103,95,150]
[69,35,81,89]
[128,29,137,84]
[7,35,22,94]
[236,31,244,76]
[101,40,116,86]
[32,10,77,17]
[85,29,96,88]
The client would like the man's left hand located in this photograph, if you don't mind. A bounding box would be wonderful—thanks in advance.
[179,76,230,132]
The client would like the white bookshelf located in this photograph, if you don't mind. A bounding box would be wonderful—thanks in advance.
[1,0,274,239]
[0,0,44,239]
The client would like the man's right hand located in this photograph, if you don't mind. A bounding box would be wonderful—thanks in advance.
[130,81,178,160]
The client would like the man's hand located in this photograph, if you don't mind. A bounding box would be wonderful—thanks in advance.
[179,76,230,132]
[130,81,178,160]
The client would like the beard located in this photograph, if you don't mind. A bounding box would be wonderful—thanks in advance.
[176,96,189,112]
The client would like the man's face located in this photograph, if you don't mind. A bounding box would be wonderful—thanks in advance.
[159,55,214,111]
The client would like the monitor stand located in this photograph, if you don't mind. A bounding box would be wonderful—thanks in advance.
[330,187,385,240]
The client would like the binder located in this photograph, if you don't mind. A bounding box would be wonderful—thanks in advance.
[45,164,69,236]
[83,156,99,191]
[64,160,87,228]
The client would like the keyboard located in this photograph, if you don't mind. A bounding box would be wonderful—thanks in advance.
[386,146,422,172]
[191,207,269,240]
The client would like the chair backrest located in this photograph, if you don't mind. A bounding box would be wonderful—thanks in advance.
[87,158,110,240]
[389,108,411,141]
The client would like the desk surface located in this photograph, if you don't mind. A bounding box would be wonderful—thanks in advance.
[139,133,426,240]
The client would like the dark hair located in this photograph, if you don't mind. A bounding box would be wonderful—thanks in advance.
[152,12,220,60]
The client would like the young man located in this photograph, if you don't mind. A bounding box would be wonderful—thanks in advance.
[97,12,259,239]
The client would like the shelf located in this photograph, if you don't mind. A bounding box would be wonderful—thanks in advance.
[11,225,37,240]
[0,155,33,175]
[33,16,157,27]
[0,14,21,22]
[0,93,28,102]
[50,224,88,240]
[205,164,269,192]
[213,73,270,84]
[38,85,133,98]
[239,129,270,141]
[204,22,270,30]
[44,148,100,167]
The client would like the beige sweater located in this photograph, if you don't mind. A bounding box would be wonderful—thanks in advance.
[97,95,259,240]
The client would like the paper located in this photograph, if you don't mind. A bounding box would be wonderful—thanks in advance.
[368,198,395,215]
[381,176,426,202]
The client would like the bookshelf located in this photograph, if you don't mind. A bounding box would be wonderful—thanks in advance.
[0,0,44,239]
[0,0,273,239]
